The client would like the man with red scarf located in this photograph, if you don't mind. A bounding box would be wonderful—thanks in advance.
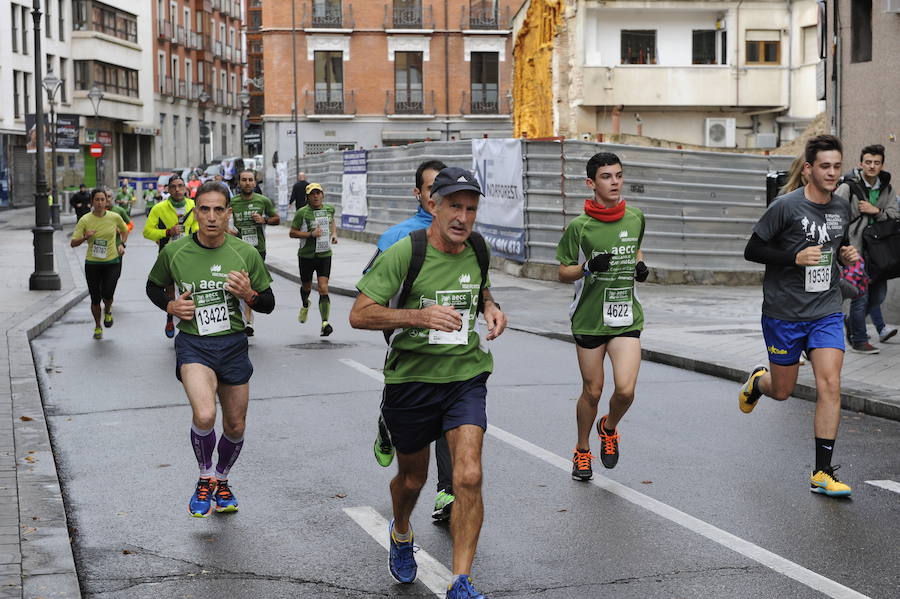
[556,152,648,481]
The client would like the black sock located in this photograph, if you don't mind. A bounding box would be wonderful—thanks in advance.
[814,437,835,472]
[300,288,310,307]
[319,294,330,321]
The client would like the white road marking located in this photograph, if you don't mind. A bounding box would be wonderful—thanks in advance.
[339,358,871,599]
[865,480,900,494]
[343,505,452,598]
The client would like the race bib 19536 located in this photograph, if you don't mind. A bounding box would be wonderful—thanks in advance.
[805,249,833,293]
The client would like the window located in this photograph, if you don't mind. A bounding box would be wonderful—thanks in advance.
[393,0,422,29]
[248,10,261,31]
[221,123,227,156]
[692,30,717,64]
[21,6,28,54]
[47,55,55,78]
[312,0,342,27]
[24,73,31,115]
[74,60,140,97]
[851,0,872,63]
[314,50,343,113]
[745,31,780,65]
[394,51,423,113]
[60,58,68,102]
[13,71,20,119]
[74,1,138,42]
[173,115,179,164]
[58,0,64,40]
[45,1,52,38]
[11,5,17,53]
[184,8,190,30]
[470,52,498,113]
[802,25,818,64]
[469,0,498,30]
[621,30,656,64]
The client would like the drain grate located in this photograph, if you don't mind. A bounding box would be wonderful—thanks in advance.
[287,342,355,350]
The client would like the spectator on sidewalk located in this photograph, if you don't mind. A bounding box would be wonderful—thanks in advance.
[289,172,310,210]
[835,144,900,354]
[70,184,91,221]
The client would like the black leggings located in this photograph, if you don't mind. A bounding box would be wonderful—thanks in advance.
[84,262,122,304]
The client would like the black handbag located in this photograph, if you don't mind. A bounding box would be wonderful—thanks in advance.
[862,218,900,282]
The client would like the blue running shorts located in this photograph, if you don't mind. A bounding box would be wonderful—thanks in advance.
[761,312,845,366]
[380,372,489,455]
[175,331,253,385]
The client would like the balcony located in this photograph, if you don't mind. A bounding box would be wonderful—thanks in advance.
[233,2,241,16]
[177,79,187,98]
[303,89,357,116]
[388,3,432,29]
[312,3,342,28]
[175,25,185,45]
[214,40,223,57]
[211,0,221,11]
[465,4,509,31]
[226,92,235,110]
[385,89,435,116]
[580,65,785,108]
[460,90,504,115]
[157,19,173,40]
[215,89,224,105]
[162,75,174,96]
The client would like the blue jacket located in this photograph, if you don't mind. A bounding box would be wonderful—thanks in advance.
[376,205,433,251]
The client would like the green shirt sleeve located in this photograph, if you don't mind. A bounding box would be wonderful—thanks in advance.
[147,245,173,287]
[556,219,581,266]
[356,237,410,305]
[290,209,304,229]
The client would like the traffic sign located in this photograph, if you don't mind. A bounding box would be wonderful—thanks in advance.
[89,143,103,158]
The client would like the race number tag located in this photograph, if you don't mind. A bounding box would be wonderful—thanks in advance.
[429,290,471,345]
[240,226,258,247]
[314,210,330,253]
[193,289,230,336]
[172,208,186,240]
[805,249,833,293]
[91,238,109,259]
[603,288,634,327]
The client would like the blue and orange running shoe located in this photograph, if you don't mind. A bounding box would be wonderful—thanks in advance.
[165,320,176,339]
[446,575,486,598]
[388,519,417,583]
[213,479,239,513]
[188,477,216,518]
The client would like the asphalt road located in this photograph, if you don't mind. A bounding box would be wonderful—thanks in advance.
[31,221,900,599]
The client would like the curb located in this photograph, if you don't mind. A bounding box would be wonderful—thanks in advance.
[9,239,86,598]
[267,259,900,423]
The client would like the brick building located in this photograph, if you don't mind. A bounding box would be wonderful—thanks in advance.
[258,0,519,167]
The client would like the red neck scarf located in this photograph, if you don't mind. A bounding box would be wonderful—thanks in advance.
[584,198,626,222]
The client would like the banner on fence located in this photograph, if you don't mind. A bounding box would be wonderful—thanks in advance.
[341,149,368,231]
[471,138,526,262]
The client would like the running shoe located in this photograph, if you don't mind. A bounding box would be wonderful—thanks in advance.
[446,575,485,599]
[596,415,620,469]
[165,320,175,338]
[244,325,254,337]
[298,305,309,323]
[388,520,417,583]
[103,312,113,328]
[878,327,897,343]
[213,479,239,513]
[93,327,102,340]
[189,477,216,518]
[374,416,395,467]
[738,365,768,414]
[810,465,852,497]
[850,342,879,354]
[432,489,454,522]
[571,448,593,481]
[321,322,333,337]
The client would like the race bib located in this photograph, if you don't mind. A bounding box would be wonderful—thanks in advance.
[603,287,634,327]
[429,290,471,345]
[193,289,230,336]
[314,211,330,253]
[172,208,185,240]
[240,226,258,247]
[91,238,108,259]
[805,249,833,293]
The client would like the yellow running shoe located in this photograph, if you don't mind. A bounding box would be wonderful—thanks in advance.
[298,305,309,323]
[93,327,103,340]
[810,466,852,497]
[738,365,768,413]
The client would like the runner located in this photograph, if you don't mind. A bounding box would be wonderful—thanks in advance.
[350,167,507,599]
[70,188,129,339]
[106,189,132,233]
[229,169,279,337]
[367,159,457,522]
[114,178,136,216]
[556,152,648,481]
[739,135,859,497]
[145,182,275,517]
[289,183,337,337]
[143,174,200,338]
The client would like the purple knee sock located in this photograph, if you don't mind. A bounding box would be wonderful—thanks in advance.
[190,424,216,478]
[215,433,244,480]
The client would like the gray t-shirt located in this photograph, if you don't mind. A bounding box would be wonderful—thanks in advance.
[753,187,849,321]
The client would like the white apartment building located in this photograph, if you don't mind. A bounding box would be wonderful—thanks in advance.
[514,0,824,148]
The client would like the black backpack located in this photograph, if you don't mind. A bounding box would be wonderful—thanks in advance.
[383,228,491,344]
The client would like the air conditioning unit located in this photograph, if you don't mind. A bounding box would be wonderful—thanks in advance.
[886,0,900,14]
[754,133,778,148]
[705,118,736,148]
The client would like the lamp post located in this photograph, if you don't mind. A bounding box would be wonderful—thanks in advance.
[87,85,104,187]
[199,89,210,165]
[29,0,60,290]
[42,70,62,230]
[239,89,249,156]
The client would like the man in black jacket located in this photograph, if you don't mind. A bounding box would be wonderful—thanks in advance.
[70,184,91,221]
[289,172,309,210]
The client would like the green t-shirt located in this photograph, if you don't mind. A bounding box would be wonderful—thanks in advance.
[147,234,273,337]
[555,207,646,336]
[356,235,493,384]
[291,204,336,258]
[72,211,128,264]
[231,193,277,254]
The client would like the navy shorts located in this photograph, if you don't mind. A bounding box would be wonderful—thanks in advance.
[761,312,845,366]
[381,372,489,455]
[175,331,253,385]
[574,329,641,349]
[299,256,332,282]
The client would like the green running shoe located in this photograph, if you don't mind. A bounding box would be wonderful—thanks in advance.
[374,416,395,467]
[93,327,103,340]
[103,312,113,328]
[298,305,309,323]
[431,489,454,522]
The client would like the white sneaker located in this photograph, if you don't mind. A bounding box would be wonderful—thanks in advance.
[878,327,898,343]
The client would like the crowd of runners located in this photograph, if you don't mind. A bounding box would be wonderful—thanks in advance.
[65,134,885,598]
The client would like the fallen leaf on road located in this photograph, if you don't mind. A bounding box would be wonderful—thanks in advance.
[557,509,567,512]
[22,527,37,535]
[116,512,128,517]
[122,549,133,555]
[333,493,347,499]
[641,480,653,484]
[20,416,33,421]
[157,464,171,468]
[25,456,36,463]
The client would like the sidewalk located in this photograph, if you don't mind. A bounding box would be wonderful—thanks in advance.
[0,207,82,598]
[263,227,900,422]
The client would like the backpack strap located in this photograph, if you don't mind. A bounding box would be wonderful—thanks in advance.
[467,231,491,314]
[383,229,428,344]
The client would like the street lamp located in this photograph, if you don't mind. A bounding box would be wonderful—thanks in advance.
[198,90,210,165]
[87,85,104,187]
[29,0,60,291]
[240,89,250,156]
[42,70,62,230]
